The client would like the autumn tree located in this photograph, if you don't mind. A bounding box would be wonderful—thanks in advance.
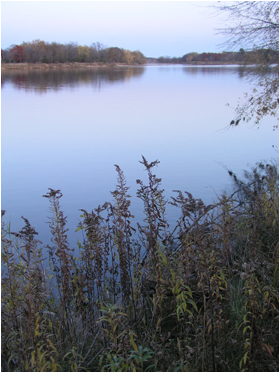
[131,50,146,64]
[10,45,25,62]
[124,49,133,64]
[2,40,146,65]
[49,42,66,63]
[107,47,125,63]
[213,1,279,127]
[77,45,90,62]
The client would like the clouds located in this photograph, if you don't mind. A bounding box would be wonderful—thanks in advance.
[1,1,226,57]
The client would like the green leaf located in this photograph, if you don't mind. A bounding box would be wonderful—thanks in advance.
[243,351,248,365]
[243,325,251,334]
[47,338,59,357]
[31,350,35,368]
[130,334,138,352]
[187,298,198,312]
[239,358,243,370]
[145,364,155,371]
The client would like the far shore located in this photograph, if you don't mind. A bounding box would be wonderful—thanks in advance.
[1,62,135,70]
[1,61,243,70]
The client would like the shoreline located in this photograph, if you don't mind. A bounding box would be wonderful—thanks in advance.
[1,61,243,70]
[1,62,140,70]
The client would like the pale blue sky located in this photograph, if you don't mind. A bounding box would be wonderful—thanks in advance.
[1,1,229,57]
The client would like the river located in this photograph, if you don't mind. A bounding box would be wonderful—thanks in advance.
[1,64,278,248]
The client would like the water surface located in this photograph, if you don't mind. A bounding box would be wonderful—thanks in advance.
[2,65,278,248]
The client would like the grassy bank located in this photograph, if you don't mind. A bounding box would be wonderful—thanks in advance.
[1,62,139,70]
[1,61,243,70]
[1,157,279,371]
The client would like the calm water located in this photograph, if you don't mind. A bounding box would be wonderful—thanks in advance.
[2,65,278,248]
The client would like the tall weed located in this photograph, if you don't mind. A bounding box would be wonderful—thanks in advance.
[2,159,278,371]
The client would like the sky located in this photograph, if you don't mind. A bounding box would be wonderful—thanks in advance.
[1,1,230,58]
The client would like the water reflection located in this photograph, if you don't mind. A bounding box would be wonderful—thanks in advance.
[235,64,278,79]
[2,64,277,249]
[182,66,240,75]
[1,66,145,93]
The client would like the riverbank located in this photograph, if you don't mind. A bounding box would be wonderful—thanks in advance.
[1,60,243,70]
[1,62,139,70]
[146,58,242,66]
[183,60,241,65]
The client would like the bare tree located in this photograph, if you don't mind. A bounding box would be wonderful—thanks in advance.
[90,42,106,62]
[213,1,279,127]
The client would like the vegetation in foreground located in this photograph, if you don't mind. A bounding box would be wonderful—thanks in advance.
[1,157,279,372]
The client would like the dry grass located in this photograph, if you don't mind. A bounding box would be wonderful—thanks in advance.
[1,62,139,70]
[1,157,278,371]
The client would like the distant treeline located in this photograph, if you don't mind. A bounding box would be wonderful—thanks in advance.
[2,40,278,66]
[155,48,279,64]
[1,40,146,64]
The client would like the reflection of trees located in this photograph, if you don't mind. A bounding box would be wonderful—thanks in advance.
[1,67,145,94]
[236,64,277,80]
[1,74,6,88]
[182,66,240,76]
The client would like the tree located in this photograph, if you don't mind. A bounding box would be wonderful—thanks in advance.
[21,40,48,63]
[91,42,106,61]
[78,45,90,62]
[10,45,25,62]
[107,47,125,63]
[131,50,146,64]
[2,40,146,66]
[124,49,133,64]
[64,42,78,62]
[213,1,279,127]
